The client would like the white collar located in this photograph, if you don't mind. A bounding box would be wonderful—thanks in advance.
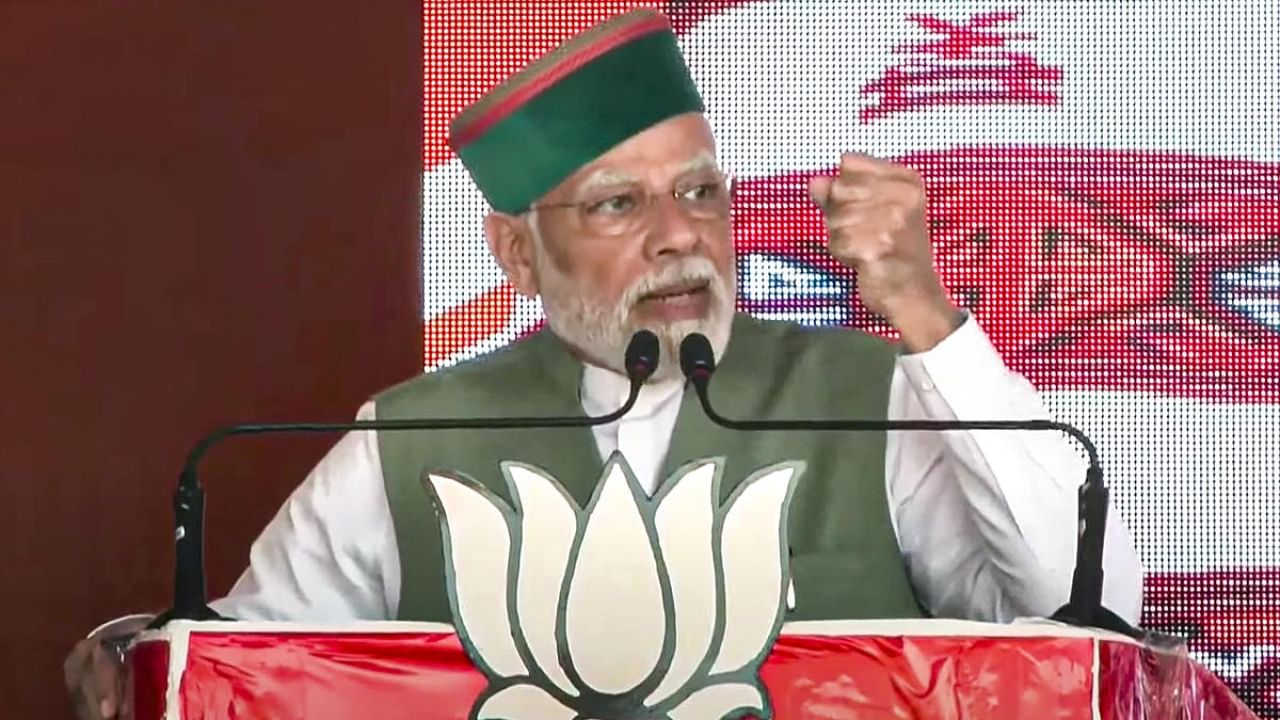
[580,363,685,420]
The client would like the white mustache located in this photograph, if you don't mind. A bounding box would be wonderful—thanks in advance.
[621,258,722,309]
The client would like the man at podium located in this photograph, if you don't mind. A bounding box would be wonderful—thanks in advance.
[65,8,1143,719]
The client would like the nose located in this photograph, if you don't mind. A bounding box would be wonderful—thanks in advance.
[641,193,700,260]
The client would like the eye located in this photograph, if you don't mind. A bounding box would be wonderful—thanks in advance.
[584,191,640,216]
[678,181,723,204]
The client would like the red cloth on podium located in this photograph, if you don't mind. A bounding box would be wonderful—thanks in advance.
[128,620,1256,719]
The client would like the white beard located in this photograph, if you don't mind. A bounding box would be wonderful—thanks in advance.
[534,250,736,383]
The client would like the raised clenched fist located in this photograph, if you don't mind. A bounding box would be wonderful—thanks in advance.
[809,152,962,351]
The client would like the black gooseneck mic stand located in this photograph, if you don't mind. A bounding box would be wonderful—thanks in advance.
[677,332,1141,639]
[148,330,662,629]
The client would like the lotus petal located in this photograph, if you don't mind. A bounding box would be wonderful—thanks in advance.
[666,682,766,720]
[645,460,719,707]
[476,683,576,720]
[426,473,526,679]
[506,463,578,696]
[564,458,666,695]
[709,463,799,675]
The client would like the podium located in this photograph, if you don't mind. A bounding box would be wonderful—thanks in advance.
[127,619,1256,719]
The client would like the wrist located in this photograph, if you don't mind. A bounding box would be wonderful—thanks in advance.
[886,293,964,353]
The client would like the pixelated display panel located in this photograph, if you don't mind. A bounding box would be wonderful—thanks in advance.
[424,1,1280,714]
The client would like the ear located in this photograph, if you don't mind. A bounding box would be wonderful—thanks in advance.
[484,212,539,298]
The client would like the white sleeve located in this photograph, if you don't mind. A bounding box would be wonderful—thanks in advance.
[209,401,401,622]
[884,315,1144,624]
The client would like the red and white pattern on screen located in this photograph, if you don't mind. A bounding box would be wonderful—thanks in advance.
[422,1,1280,714]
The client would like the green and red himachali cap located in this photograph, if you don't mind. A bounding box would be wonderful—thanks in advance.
[447,8,705,215]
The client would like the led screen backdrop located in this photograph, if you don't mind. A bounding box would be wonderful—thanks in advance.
[424,1,1280,714]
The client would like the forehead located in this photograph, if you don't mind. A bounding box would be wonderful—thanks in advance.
[555,113,718,192]
[577,151,719,188]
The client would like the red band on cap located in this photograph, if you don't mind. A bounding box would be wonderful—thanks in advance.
[448,14,671,149]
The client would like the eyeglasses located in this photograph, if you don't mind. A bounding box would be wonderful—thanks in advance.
[531,171,735,238]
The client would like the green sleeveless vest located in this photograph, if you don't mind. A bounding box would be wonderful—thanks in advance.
[375,314,925,622]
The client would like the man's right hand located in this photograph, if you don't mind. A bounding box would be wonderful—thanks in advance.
[64,616,152,720]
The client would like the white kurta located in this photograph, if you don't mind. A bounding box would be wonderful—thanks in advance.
[208,317,1145,625]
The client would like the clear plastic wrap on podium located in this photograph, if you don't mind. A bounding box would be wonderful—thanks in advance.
[127,619,1257,720]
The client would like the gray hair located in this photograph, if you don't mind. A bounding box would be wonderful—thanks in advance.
[522,206,543,248]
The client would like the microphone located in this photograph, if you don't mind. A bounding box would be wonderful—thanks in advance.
[149,330,661,629]
[678,332,1136,639]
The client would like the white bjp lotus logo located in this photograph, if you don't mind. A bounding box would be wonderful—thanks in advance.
[424,454,802,720]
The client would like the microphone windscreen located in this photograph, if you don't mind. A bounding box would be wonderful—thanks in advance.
[679,333,716,379]
[624,330,660,381]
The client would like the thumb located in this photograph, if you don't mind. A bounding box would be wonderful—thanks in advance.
[808,175,834,209]
[92,644,123,718]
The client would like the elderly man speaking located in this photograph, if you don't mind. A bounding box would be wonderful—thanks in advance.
[65,8,1142,719]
